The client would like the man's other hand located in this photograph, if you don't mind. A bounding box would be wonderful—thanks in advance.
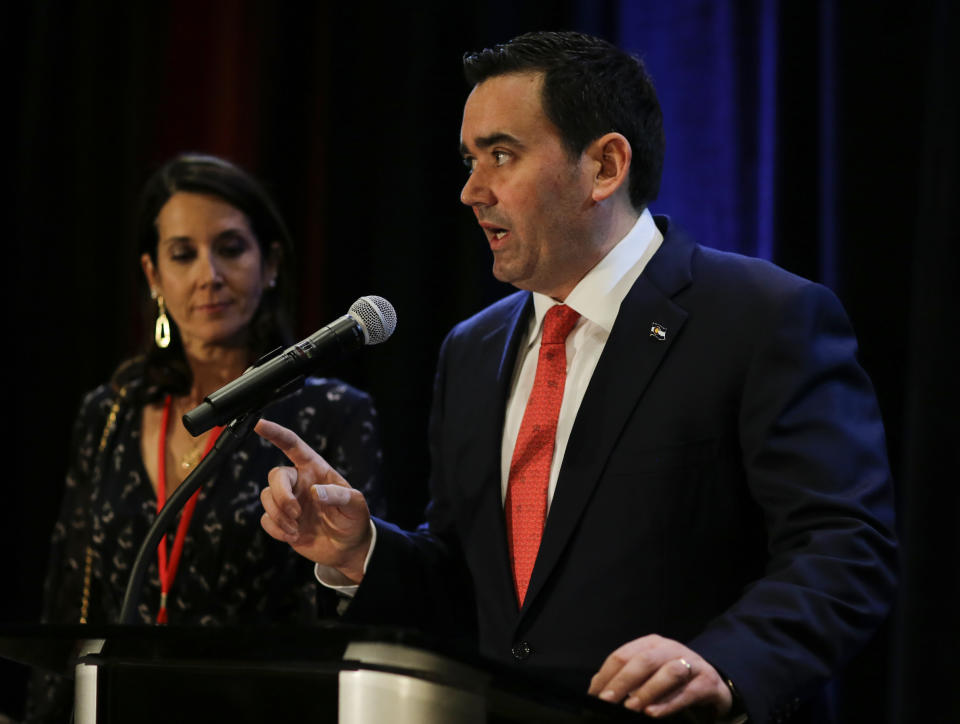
[589,634,732,719]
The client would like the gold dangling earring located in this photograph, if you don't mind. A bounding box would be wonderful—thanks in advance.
[154,294,171,349]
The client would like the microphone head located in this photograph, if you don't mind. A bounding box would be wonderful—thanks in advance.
[349,295,397,345]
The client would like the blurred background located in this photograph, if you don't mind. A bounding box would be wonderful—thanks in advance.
[5,0,957,721]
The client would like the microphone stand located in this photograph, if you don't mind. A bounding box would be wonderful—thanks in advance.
[117,409,262,625]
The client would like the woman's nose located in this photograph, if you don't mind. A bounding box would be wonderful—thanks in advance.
[197,249,225,287]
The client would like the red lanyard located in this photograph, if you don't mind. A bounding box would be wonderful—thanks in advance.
[155,394,223,624]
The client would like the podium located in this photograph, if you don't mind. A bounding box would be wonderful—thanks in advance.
[0,622,684,723]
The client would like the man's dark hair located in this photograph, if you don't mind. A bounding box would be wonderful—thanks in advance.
[463,31,664,211]
[115,153,297,402]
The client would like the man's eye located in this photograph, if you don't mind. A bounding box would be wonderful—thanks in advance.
[462,157,476,173]
[492,151,508,166]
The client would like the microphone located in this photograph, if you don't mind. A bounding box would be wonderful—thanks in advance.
[182,295,396,435]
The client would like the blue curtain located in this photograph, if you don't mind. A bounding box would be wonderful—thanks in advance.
[617,0,842,289]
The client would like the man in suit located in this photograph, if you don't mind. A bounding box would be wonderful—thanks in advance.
[257,31,896,723]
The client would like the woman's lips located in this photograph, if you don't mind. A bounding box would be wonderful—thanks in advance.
[194,301,233,314]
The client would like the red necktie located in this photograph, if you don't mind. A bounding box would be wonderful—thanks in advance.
[505,304,581,606]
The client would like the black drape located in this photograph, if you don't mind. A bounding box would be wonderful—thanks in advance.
[889,2,960,722]
[5,2,957,722]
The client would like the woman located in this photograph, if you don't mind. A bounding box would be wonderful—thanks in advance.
[28,154,384,719]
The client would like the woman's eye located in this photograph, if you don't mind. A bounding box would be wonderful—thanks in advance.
[215,231,254,258]
[218,241,247,258]
[169,247,195,262]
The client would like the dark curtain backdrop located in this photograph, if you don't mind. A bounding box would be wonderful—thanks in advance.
[5,1,957,722]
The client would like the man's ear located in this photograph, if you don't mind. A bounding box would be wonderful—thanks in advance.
[587,132,632,203]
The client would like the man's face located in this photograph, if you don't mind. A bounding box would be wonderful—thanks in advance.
[460,72,598,300]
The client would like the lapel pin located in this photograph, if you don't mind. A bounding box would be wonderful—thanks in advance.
[649,322,667,341]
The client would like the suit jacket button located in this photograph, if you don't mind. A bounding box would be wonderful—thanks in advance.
[511,641,532,662]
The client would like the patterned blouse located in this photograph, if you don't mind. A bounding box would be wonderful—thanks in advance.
[27,376,384,721]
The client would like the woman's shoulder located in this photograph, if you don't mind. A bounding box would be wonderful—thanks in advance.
[73,377,143,429]
[64,378,144,467]
[298,376,373,405]
[264,376,376,431]
[76,382,121,419]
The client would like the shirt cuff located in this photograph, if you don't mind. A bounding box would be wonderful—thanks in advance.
[313,519,377,596]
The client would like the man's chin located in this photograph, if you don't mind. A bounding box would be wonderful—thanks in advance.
[491,262,513,285]
[493,269,531,292]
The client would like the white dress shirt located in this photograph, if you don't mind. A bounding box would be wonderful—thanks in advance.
[500,209,663,509]
[318,209,662,592]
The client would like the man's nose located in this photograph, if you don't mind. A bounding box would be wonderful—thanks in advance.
[460,169,495,207]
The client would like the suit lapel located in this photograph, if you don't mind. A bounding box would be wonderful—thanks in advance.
[520,221,695,614]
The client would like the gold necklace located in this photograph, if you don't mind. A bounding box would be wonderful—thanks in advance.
[180,440,206,470]
[173,396,206,470]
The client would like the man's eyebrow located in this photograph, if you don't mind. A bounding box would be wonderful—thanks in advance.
[459,133,525,156]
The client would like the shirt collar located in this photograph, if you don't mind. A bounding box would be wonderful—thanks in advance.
[529,208,663,338]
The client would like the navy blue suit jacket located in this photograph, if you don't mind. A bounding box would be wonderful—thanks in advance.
[346,218,897,724]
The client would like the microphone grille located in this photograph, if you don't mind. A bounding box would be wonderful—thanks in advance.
[349,295,397,345]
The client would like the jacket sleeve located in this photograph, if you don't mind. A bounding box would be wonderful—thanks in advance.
[689,282,898,724]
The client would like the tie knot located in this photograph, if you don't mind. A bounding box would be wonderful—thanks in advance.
[542,304,581,344]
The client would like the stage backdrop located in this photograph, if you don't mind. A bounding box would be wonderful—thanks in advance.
[5,1,957,722]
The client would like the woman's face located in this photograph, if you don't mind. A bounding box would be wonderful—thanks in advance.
[142,191,278,352]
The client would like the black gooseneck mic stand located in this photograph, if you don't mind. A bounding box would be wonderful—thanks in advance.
[116,408,262,625]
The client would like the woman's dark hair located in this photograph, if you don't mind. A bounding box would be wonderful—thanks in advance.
[114,153,296,402]
[463,31,665,212]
